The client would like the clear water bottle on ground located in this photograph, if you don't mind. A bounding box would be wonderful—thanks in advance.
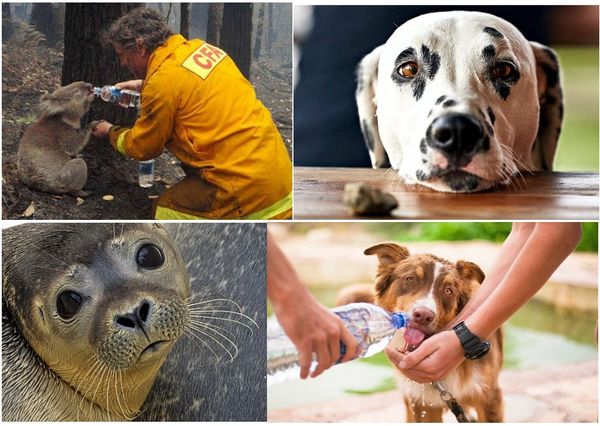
[138,160,154,188]
[94,85,140,109]
[267,302,410,386]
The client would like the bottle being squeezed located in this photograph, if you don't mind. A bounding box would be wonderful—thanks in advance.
[267,302,410,386]
[94,85,140,109]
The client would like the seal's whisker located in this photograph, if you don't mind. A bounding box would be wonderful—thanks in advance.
[188,318,237,339]
[187,323,238,362]
[74,358,102,419]
[186,298,243,310]
[87,364,108,418]
[188,314,256,333]
[23,241,72,267]
[184,329,221,361]
[187,309,259,329]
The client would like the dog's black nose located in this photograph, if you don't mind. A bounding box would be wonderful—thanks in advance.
[427,113,484,160]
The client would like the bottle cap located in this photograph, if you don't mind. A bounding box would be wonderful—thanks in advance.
[390,312,410,329]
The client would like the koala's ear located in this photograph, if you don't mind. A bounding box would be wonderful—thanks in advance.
[529,42,563,171]
[456,260,485,284]
[356,45,390,168]
[364,242,409,266]
[38,92,64,118]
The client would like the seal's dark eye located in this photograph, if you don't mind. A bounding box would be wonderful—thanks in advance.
[492,62,515,79]
[57,291,84,319]
[137,244,164,269]
[398,61,419,79]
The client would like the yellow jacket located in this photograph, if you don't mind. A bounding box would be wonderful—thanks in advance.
[109,34,292,219]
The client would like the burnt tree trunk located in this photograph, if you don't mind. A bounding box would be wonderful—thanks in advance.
[30,3,54,44]
[266,3,274,52]
[62,3,142,188]
[206,3,223,45]
[180,3,190,39]
[62,3,141,126]
[220,3,253,79]
[253,4,264,61]
[2,3,14,42]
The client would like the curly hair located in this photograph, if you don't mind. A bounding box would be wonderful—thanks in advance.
[102,7,174,53]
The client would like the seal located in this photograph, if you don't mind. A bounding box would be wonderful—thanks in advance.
[2,223,190,421]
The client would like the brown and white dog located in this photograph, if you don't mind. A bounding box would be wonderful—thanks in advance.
[339,242,503,422]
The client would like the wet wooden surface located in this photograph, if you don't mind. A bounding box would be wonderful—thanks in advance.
[294,167,599,220]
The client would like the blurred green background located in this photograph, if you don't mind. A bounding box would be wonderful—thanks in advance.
[554,47,599,171]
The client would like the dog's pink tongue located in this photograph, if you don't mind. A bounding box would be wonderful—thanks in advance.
[404,328,426,347]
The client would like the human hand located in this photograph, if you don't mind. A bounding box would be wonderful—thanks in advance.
[276,296,360,379]
[385,330,464,383]
[91,120,113,139]
[115,79,143,92]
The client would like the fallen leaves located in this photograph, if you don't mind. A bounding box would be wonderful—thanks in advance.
[102,195,114,201]
[22,201,35,217]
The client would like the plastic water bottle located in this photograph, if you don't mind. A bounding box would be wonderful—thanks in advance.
[267,302,410,386]
[94,85,140,109]
[138,160,154,188]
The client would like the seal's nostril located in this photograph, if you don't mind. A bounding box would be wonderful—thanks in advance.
[138,301,150,323]
[115,315,136,329]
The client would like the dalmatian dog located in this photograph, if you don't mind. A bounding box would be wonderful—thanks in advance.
[356,11,563,192]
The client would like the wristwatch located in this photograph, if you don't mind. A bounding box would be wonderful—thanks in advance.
[452,321,491,360]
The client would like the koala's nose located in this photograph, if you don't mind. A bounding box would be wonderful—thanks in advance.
[114,300,152,333]
[412,307,435,325]
[427,113,484,159]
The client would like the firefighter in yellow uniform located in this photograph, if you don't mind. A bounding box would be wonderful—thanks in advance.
[93,8,292,220]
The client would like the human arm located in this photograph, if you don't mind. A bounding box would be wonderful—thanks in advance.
[103,79,175,160]
[115,79,143,92]
[389,222,582,383]
[267,232,359,379]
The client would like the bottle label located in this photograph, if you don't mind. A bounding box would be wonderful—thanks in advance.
[181,43,228,80]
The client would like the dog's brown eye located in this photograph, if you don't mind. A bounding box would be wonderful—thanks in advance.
[492,62,514,79]
[406,276,416,284]
[444,287,452,295]
[398,61,419,79]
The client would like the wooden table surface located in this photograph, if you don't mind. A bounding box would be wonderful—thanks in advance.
[294,167,599,220]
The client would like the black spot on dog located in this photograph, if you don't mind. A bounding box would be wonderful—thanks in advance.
[420,138,427,154]
[443,172,481,192]
[361,119,375,153]
[435,95,447,105]
[481,135,490,151]
[483,27,504,39]
[487,107,496,125]
[356,63,364,94]
[415,169,428,181]
[422,159,428,164]
[413,78,426,101]
[482,45,496,60]
[391,45,440,101]
[422,45,440,80]
[442,99,456,108]
[482,45,521,101]
[427,109,433,118]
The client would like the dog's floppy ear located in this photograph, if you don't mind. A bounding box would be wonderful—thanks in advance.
[364,242,410,265]
[456,260,485,284]
[365,243,409,296]
[529,42,563,171]
[356,45,390,168]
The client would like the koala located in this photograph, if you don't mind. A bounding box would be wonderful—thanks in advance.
[18,81,96,197]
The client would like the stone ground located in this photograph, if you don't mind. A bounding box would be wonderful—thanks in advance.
[268,360,598,422]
